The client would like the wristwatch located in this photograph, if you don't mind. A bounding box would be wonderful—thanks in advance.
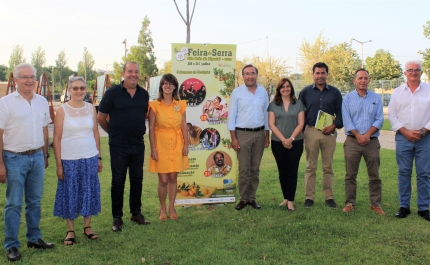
[420,129,426,138]
[98,157,102,160]
[44,153,50,158]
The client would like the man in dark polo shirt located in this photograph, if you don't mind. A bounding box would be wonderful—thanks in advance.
[298,62,343,209]
[97,61,150,231]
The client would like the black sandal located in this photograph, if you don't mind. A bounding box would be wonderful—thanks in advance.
[83,226,98,240]
[63,231,75,245]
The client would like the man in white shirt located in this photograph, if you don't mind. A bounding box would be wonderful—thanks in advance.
[0,63,54,262]
[388,60,430,221]
[228,64,269,210]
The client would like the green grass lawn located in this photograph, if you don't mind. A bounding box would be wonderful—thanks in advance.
[381,118,392,131]
[0,137,428,264]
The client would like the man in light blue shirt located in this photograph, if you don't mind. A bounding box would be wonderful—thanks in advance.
[228,64,269,210]
[341,68,385,215]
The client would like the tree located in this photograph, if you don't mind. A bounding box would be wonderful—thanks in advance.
[55,49,68,88]
[159,60,172,75]
[326,42,361,89]
[418,20,430,78]
[238,56,291,96]
[31,46,47,77]
[0,65,7,81]
[173,0,197,43]
[77,47,96,81]
[365,49,402,80]
[298,33,361,89]
[7,44,26,79]
[298,33,331,83]
[112,16,158,85]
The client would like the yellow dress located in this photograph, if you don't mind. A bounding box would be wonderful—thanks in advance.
[149,100,190,173]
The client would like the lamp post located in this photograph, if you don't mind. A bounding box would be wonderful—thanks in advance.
[122,39,128,58]
[350,38,372,68]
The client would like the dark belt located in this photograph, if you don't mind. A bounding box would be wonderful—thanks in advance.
[347,135,377,140]
[236,126,265,132]
[4,147,43,155]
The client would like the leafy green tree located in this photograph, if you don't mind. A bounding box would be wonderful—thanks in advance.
[298,33,361,88]
[31,46,47,77]
[55,49,68,87]
[77,47,96,81]
[159,60,172,75]
[112,16,158,85]
[418,20,430,78]
[7,44,26,79]
[0,65,7,81]
[365,49,402,80]
[298,32,330,84]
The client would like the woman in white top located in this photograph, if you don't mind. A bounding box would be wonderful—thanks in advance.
[53,76,102,245]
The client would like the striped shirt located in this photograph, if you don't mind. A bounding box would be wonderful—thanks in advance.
[342,90,384,137]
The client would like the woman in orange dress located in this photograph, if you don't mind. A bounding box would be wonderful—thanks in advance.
[149,74,189,221]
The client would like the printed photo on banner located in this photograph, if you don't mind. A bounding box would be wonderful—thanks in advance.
[179,78,206,106]
[205,151,232,178]
[201,95,228,124]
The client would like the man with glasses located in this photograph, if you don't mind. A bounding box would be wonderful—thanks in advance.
[298,62,343,209]
[228,64,269,210]
[388,60,430,221]
[97,61,150,231]
[0,63,54,262]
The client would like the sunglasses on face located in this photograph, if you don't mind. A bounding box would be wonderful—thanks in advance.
[71,86,86,91]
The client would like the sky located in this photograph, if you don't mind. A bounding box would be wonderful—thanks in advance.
[1,0,429,74]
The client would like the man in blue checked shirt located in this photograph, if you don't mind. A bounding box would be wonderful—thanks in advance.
[341,68,385,215]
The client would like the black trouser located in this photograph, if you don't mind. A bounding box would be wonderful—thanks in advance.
[109,144,145,218]
[271,140,304,201]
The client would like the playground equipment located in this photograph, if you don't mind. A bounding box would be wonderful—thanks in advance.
[36,73,55,124]
[5,73,17,95]
[93,74,111,111]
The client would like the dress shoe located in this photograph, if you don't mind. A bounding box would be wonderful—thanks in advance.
[130,213,151,225]
[370,205,385,215]
[27,238,55,249]
[395,207,411,218]
[303,199,314,208]
[235,201,247,211]
[112,218,123,232]
[417,210,430,221]
[325,199,337,209]
[342,203,354,213]
[6,247,21,261]
[248,200,261,209]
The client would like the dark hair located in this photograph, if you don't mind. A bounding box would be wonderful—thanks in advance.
[123,61,139,72]
[213,151,224,161]
[158,74,180,101]
[312,62,329,73]
[273,78,297,106]
[187,122,197,138]
[354,68,369,79]
[241,64,258,75]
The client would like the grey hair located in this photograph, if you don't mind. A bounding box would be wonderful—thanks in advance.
[405,60,422,70]
[123,61,139,72]
[67,76,86,89]
[13,63,36,78]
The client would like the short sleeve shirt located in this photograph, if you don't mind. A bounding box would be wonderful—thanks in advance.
[98,82,149,146]
[267,100,306,142]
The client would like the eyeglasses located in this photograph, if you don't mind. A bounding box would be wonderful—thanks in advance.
[71,86,86,91]
[406,69,421,73]
[163,82,175,87]
[243,72,257,77]
[18,75,36,80]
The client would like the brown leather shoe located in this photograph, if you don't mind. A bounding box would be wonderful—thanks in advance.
[130,213,151,225]
[342,204,354,213]
[370,205,385,215]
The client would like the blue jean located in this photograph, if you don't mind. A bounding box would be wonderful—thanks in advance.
[3,150,45,250]
[395,132,430,211]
